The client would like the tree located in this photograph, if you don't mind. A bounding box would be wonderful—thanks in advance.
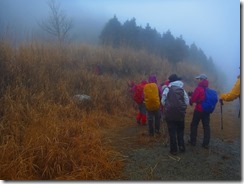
[121,18,139,48]
[139,23,161,53]
[39,0,73,44]
[174,35,189,62]
[160,30,175,62]
[99,15,122,48]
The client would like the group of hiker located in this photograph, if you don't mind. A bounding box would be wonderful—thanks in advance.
[128,72,240,155]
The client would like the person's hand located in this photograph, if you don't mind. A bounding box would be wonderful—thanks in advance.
[188,91,193,96]
[219,99,224,105]
[190,101,193,106]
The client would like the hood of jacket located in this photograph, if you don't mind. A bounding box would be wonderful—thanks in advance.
[169,80,184,88]
[148,75,157,83]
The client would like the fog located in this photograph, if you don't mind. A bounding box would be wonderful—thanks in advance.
[0,0,240,90]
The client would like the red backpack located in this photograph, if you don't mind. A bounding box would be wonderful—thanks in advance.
[133,84,145,104]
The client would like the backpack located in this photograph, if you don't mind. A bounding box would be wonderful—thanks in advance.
[201,88,218,113]
[133,84,144,104]
[164,86,187,121]
[143,83,160,111]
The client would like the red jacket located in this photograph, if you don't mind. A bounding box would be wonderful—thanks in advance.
[190,79,209,112]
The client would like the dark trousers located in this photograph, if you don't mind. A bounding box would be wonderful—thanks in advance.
[190,110,210,146]
[147,109,161,135]
[138,103,147,115]
[166,120,185,152]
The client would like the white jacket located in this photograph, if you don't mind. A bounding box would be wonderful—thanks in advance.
[161,80,189,106]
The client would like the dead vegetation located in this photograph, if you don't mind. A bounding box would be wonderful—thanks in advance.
[0,41,219,180]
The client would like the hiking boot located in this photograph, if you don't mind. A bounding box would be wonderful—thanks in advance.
[202,144,209,149]
[179,146,185,153]
[188,140,196,146]
[155,130,161,135]
[170,150,177,155]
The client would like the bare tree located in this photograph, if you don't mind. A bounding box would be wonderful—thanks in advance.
[39,0,73,44]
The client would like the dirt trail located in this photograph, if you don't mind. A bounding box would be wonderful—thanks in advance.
[103,102,241,181]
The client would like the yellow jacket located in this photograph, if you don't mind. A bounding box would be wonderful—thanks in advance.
[220,76,240,101]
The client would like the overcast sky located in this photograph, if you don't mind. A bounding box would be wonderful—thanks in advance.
[0,0,241,90]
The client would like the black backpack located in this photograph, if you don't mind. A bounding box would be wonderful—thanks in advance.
[164,86,187,121]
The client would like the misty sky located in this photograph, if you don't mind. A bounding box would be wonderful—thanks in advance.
[0,0,241,90]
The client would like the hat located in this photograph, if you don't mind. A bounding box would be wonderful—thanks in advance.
[140,80,147,85]
[168,74,182,82]
[195,74,207,80]
[148,74,157,83]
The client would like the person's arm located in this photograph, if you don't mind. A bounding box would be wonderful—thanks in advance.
[184,90,189,105]
[220,77,240,101]
[161,87,169,106]
[190,87,200,105]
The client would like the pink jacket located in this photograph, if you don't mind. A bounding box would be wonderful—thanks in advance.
[190,79,209,112]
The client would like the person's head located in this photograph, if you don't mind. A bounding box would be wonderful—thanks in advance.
[148,74,157,83]
[140,80,147,85]
[195,74,208,87]
[195,74,208,82]
[164,79,170,86]
[168,74,182,83]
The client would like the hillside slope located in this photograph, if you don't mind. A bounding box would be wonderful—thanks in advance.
[0,42,239,180]
[103,103,241,180]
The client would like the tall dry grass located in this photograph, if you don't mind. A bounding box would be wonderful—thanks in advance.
[0,41,216,180]
[0,42,126,180]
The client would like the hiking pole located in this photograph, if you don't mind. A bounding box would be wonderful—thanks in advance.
[220,99,224,130]
[219,100,225,142]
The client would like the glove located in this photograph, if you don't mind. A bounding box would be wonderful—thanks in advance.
[188,91,193,96]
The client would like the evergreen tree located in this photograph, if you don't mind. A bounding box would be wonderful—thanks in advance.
[160,30,176,62]
[99,15,217,74]
[174,35,189,62]
[141,23,161,54]
[121,18,139,48]
[99,15,122,48]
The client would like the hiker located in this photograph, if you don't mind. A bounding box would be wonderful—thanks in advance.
[161,74,189,155]
[144,74,161,136]
[219,75,240,102]
[127,80,136,98]
[160,79,170,117]
[220,74,240,118]
[93,64,102,75]
[133,80,148,125]
[188,74,213,149]
[162,79,170,90]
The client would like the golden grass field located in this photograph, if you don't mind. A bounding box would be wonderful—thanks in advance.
[0,41,232,180]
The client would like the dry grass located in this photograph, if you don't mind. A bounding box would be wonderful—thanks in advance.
[0,40,217,180]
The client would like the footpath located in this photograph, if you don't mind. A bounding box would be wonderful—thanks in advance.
[103,103,241,181]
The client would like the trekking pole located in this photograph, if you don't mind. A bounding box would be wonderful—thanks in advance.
[238,108,240,118]
[220,99,224,130]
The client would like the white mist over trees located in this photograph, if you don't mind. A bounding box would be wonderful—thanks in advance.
[0,0,239,90]
[99,16,217,76]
